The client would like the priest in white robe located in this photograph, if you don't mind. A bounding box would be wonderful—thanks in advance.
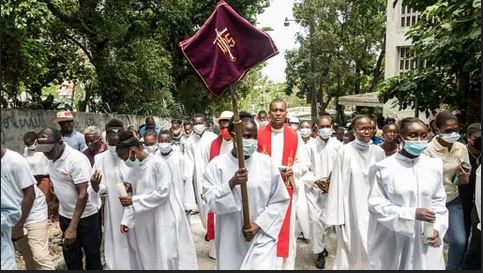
[184,114,217,229]
[202,112,290,270]
[367,117,448,270]
[325,115,385,270]
[305,115,343,268]
[117,131,198,270]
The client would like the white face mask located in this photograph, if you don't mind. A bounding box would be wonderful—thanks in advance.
[235,138,258,157]
[158,142,173,155]
[107,145,117,156]
[124,150,141,168]
[145,145,158,154]
[27,142,37,151]
[193,124,206,136]
[440,132,460,144]
[318,128,332,139]
[299,128,312,138]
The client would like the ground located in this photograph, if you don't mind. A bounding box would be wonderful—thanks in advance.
[15,215,448,270]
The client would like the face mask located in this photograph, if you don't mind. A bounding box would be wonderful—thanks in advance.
[319,128,332,140]
[172,129,181,136]
[299,128,311,138]
[354,138,370,151]
[145,145,158,154]
[403,140,428,156]
[290,124,299,130]
[107,145,117,156]
[235,138,257,157]
[440,132,460,143]
[124,150,141,168]
[221,128,232,141]
[193,124,206,136]
[27,142,37,151]
[158,143,173,155]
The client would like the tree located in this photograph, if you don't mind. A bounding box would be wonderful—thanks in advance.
[379,0,481,123]
[285,0,386,117]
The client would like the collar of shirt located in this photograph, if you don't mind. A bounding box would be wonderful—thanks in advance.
[431,136,461,153]
[56,144,71,163]
[395,152,423,167]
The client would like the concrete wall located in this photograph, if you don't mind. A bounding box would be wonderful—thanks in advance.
[1,109,171,153]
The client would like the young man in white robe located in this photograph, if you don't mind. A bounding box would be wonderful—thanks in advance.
[89,125,131,270]
[305,115,343,269]
[325,115,385,270]
[202,112,290,270]
[257,99,311,270]
[367,117,448,269]
[204,110,234,259]
[157,130,197,216]
[184,113,218,229]
[117,131,198,270]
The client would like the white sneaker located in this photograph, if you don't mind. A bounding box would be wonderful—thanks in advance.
[208,240,216,260]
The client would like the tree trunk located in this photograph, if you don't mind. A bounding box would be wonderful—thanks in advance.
[369,36,386,93]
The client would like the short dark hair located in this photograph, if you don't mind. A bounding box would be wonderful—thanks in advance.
[158,129,173,138]
[117,130,141,149]
[23,131,38,143]
[269,98,287,111]
[171,119,182,125]
[105,118,124,131]
[383,122,399,132]
[228,111,257,133]
[317,115,334,124]
[258,110,267,116]
[435,111,458,129]
[144,129,158,138]
[183,120,192,127]
[145,117,155,124]
[192,113,205,122]
[351,115,371,128]
[398,117,427,136]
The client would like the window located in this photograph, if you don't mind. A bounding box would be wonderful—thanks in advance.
[398,47,419,73]
[400,5,420,28]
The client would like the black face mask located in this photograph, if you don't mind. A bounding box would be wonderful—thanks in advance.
[473,138,481,151]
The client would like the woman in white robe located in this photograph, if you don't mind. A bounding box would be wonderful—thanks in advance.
[90,129,131,270]
[202,113,290,270]
[367,117,448,270]
[116,130,198,270]
[325,115,385,270]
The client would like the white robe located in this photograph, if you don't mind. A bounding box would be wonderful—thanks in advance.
[184,131,218,229]
[159,150,196,211]
[325,142,385,270]
[202,152,290,270]
[92,151,131,270]
[367,153,448,270]
[121,155,198,270]
[267,128,311,270]
[306,137,342,253]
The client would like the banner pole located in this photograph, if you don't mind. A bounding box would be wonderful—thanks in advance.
[229,85,251,231]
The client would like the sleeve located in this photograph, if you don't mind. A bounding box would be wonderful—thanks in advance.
[131,161,172,214]
[70,157,92,184]
[1,182,22,230]
[13,157,36,190]
[202,160,241,215]
[92,157,107,195]
[184,140,195,194]
[181,155,197,210]
[367,166,417,237]
[431,161,449,243]
[254,163,290,240]
[476,165,481,226]
[121,206,135,229]
[292,135,311,177]
[325,149,346,226]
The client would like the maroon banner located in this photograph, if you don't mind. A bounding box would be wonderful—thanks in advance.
[179,0,279,97]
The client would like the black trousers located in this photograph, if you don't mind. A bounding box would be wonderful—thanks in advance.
[59,213,102,270]
[462,208,481,270]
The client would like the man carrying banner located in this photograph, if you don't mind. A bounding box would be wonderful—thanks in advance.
[257,98,311,270]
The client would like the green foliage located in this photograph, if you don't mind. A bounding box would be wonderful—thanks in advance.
[379,0,481,122]
[285,0,386,114]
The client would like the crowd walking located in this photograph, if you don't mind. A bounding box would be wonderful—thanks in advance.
[1,102,481,270]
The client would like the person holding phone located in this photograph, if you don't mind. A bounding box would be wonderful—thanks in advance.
[367,117,448,269]
[424,111,471,270]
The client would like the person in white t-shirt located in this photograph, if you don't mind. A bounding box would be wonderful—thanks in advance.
[35,127,101,270]
[1,148,54,270]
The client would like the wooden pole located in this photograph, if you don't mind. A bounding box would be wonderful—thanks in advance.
[229,85,251,230]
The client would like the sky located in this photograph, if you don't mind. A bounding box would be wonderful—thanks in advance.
[256,0,303,83]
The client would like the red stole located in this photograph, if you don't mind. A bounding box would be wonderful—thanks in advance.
[257,123,298,258]
[206,135,224,241]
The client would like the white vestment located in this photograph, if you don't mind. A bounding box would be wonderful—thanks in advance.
[92,151,131,270]
[367,153,448,270]
[267,127,311,270]
[306,137,342,253]
[202,152,290,270]
[325,142,385,269]
[121,155,198,270]
[159,150,196,211]
[184,131,218,229]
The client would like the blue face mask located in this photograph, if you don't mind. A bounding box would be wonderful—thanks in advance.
[299,128,311,138]
[403,140,428,156]
[145,144,158,154]
[440,132,460,144]
[124,150,142,168]
[319,128,332,139]
[158,142,173,155]
[235,138,257,157]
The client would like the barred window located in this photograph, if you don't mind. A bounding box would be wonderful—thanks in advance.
[398,47,418,73]
[400,5,420,28]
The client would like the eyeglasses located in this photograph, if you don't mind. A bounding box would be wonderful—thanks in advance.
[355,127,375,132]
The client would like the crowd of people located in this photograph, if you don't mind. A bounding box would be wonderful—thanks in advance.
[1,98,481,270]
